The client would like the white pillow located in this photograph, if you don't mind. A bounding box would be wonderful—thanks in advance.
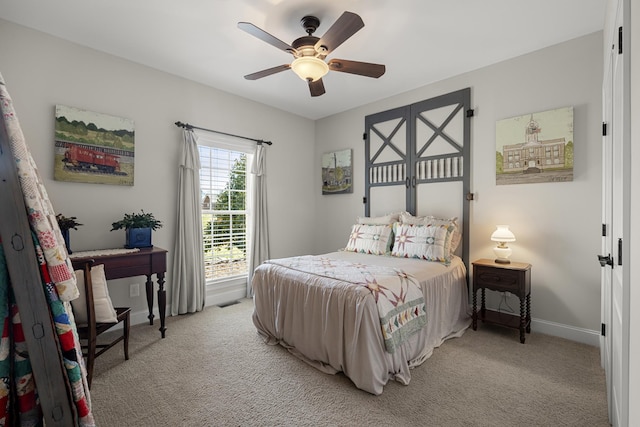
[391,223,454,264]
[356,211,408,225]
[344,224,393,255]
[71,264,118,325]
[400,213,462,254]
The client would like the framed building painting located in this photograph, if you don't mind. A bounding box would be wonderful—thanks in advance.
[496,106,573,185]
[322,149,353,194]
[54,105,135,186]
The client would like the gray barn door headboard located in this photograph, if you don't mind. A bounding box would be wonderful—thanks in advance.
[364,88,472,270]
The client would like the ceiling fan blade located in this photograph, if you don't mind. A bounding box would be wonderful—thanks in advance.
[238,22,294,53]
[244,64,291,80]
[314,11,364,54]
[309,79,326,97]
[328,59,385,78]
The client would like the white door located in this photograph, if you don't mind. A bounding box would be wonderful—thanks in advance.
[600,42,613,422]
[602,1,628,425]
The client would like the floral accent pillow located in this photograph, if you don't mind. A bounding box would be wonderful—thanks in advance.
[391,223,454,264]
[344,224,393,255]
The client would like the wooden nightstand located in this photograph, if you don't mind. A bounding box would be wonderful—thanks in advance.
[472,258,532,343]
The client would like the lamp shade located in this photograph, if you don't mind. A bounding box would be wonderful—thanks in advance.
[290,57,329,82]
[491,225,516,264]
[491,225,516,243]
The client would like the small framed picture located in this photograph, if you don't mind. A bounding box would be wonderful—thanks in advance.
[322,149,353,195]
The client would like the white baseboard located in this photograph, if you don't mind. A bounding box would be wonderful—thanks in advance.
[468,302,600,347]
[130,308,160,327]
[531,317,600,347]
[205,285,247,307]
[204,277,247,307]
[105,308,161,333]
[125,280,246,329]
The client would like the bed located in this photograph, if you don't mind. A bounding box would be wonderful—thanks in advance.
[253,88,472,395]
[252,214,471,395]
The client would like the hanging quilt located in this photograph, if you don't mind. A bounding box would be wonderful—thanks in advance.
[0,73,94,426]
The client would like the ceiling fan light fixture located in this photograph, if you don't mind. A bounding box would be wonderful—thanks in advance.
[239,12,383,95]
[290,56,329,82]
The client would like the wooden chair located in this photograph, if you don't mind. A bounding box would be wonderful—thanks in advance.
[73,259,131,387]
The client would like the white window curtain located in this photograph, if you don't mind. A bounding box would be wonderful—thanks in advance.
[171,129,206,315]
[247,143,269,297]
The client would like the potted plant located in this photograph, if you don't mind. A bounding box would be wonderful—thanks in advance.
[56,213,83,254]
[110,210,163,248]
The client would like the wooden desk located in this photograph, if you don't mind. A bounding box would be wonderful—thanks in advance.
[71,247,168,338]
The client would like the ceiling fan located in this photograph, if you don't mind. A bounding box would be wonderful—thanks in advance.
[238,11,386,97]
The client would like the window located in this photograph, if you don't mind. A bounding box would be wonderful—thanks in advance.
[198,139,253,282]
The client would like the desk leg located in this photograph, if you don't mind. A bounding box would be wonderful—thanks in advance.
[157,272,166,338]
[145,275,155,325]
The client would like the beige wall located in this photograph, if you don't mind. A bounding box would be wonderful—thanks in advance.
[0,18,607,345]
[0,19,317,318]
[315,32,604,344]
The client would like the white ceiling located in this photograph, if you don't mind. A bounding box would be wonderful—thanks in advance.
[0,0,606,120]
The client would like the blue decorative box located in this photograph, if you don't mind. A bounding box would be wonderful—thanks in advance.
[126,227,152,248]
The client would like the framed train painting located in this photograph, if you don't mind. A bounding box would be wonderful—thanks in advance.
[54,105,135,186]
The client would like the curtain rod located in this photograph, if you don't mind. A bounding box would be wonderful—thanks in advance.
[174,121,272,146]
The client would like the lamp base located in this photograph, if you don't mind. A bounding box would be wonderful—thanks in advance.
[492,245,512,264]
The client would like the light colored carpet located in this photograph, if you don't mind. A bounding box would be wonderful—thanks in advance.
[90,298,609,426]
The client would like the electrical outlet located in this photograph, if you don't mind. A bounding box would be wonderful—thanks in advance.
[130,283,140,298]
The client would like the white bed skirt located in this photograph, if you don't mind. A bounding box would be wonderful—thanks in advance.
[252,252,471,395]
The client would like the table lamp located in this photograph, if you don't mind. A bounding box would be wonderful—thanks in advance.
[491,225,516,264]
